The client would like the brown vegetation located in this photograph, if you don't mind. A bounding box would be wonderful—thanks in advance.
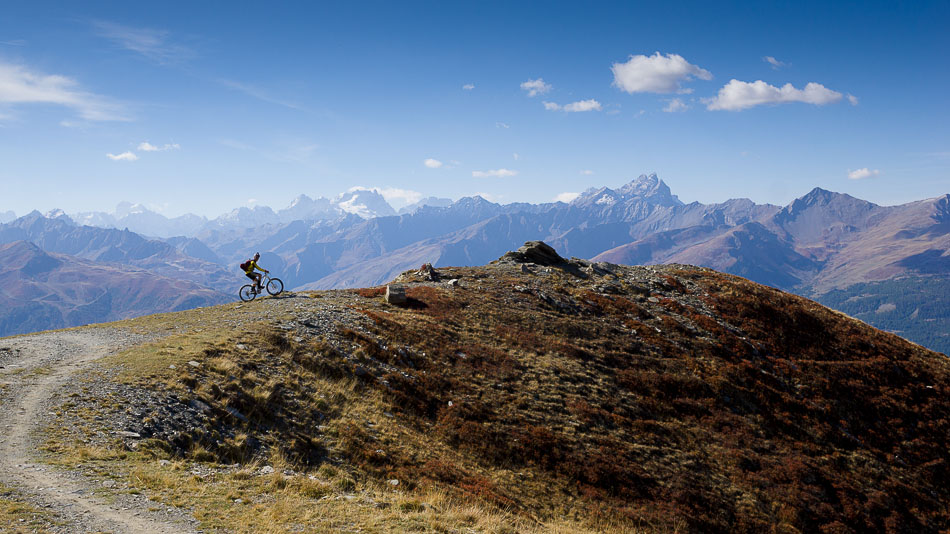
[43,261,950,533]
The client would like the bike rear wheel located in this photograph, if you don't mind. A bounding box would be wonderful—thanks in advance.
[239,284,257,302]
[266,278,284,296]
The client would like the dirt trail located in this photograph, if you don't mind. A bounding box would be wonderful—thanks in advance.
[0,328,196,534]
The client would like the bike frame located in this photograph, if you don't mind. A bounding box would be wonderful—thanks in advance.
[239,272,283,302]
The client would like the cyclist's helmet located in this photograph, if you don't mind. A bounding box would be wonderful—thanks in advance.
[254,252,260,260]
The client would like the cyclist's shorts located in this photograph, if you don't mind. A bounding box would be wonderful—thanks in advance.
[246,272,258,281]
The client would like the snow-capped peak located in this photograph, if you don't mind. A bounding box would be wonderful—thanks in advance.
[335,188,396,219]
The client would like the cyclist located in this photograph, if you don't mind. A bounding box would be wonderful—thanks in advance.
[242,252,269,293]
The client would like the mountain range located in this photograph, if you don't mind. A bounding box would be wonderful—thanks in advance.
[62,189,452,239]
[1,174,947,353]
[0,241,228,337]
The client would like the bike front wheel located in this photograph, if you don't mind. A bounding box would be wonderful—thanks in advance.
[266,278,284,296]
[239,284,257,302]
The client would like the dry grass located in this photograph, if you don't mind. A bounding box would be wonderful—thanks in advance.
[34,263,950,533]
[0,483,56,533]
[120,456,640,534]
[43,301,641,532]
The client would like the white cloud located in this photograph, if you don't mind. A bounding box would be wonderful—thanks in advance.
[92,20,191,64]
[472,168,517,178]
[611,52,712,94]
[848,168,880,180]
[564,99,602,112]
[0,62,127,121]
[424,158,443,168]
[138,141,180,152]
[512,153,520,160]
[554,192,580,203]
[580,170,594,175]
[496,122,510,129]
[847,94,859,106]
[663,98,688,112]
[462,83,475,90]
[543,99,602,112]
[106,151,138,161]
[520,78,552,97]
[376,187,423,207]
[705,79,843,111]
[763,56,786,70]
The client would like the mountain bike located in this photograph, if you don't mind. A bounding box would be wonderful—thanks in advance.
[239,273,284,302]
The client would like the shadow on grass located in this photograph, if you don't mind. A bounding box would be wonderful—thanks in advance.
[398,297,428,310]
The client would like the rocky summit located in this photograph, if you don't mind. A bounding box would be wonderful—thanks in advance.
[0,242,948,533]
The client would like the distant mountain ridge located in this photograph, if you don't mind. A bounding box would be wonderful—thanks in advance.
[594,187,950,293]
[0,241,229,337]
[0,211,235,292]
[14,173,947,296]
[4,173,948,353]
[67,188,447,238]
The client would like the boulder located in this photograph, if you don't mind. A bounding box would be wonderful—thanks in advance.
[498,241,566,266]
[385,285,407,305]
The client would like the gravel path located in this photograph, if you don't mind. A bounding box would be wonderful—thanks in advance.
[0,328,198,534]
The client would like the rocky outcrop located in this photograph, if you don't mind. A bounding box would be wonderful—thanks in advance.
[496,241,566,266]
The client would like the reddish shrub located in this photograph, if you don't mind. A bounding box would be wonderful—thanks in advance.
[353,287,386,298]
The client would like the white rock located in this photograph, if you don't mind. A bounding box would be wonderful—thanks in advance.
[387,479,399,486]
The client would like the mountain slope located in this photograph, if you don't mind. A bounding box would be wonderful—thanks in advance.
[300,175,777,289]
[594,190,950,288]
[26,243,950,533]
[0,241,229,337]
[0,212,236,292]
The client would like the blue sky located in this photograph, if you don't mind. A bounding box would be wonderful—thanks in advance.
[1,1,948,217]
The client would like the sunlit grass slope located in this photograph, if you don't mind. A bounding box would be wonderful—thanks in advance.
[39,258,950,533]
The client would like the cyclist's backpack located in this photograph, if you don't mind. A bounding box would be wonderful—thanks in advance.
[239,259,250,271]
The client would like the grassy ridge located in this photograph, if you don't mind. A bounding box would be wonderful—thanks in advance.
[38,261,950,533]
